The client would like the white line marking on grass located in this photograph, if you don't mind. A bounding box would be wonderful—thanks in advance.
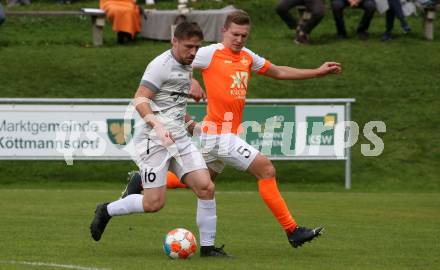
[0,260,110,270]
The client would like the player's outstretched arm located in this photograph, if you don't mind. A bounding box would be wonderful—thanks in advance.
[263,62,342,80]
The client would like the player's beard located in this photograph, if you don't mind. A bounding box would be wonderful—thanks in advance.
[181,57,194,65]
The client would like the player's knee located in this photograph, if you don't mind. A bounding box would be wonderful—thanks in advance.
[262,164,276,179]
[250,156,276,179]
[255,159,276,179]
[253,164,276,179]
[142,199,165,212]
[195,181,215,199]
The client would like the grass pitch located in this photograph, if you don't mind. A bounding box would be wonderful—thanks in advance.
[0,188,438,270]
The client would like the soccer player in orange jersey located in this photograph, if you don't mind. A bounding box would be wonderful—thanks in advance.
[121,10,341,248]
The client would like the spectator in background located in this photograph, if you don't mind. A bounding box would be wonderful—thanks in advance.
[275,0,325,44]
[171,14,188,41]
[381,0,411,41]
[0,3,5,25]
[100,0,142,44]
[331,0,376,39]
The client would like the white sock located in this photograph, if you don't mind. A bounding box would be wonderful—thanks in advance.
[196,198,217,247]
[107,194,144,216]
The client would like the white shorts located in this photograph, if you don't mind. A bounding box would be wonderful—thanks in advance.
[200,133,259,173]
[133,135,207,189]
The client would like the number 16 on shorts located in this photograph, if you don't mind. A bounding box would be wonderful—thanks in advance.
[140,167,163,188]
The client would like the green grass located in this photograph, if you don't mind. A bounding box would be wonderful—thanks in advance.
[0,188,439,270]
[0,0,439,191]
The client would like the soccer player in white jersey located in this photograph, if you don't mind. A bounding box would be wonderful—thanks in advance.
[121,10,342,249]
[89,22,229,257]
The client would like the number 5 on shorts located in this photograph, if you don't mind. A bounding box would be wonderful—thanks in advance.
[236,145,251,158]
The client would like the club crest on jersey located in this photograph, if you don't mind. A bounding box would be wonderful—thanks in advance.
[107,119,135,147]
[240,57,249,66]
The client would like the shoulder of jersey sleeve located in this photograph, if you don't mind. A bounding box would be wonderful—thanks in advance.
[149,50,174,68]
[242,47,270,73]
[193,43,224,69]
[140,50,172,91]
[242,47,264,60]
[143,51,173,78]
[199,43,224,54]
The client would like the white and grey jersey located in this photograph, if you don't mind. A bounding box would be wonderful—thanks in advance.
[138,49,192,139]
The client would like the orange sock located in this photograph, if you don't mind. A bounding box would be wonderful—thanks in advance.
[166,172,188,189]
[258,178,297,234]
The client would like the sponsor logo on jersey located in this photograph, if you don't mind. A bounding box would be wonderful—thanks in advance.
[230,71,248,90]
[229,71,249,99]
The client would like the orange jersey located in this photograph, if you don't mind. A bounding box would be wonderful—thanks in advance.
[192,44,271,134]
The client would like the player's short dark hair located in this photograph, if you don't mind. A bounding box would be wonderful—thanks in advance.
[174,21,204,41]
[224,10,251,29]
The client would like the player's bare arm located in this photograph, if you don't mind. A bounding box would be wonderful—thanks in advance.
[184,113,202,136]
[184,113,196,135]
[189,78,206,102]
[134,85,175,144]
[263,62,342,80]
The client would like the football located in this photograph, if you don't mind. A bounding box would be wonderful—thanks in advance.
[163,228,197,259]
